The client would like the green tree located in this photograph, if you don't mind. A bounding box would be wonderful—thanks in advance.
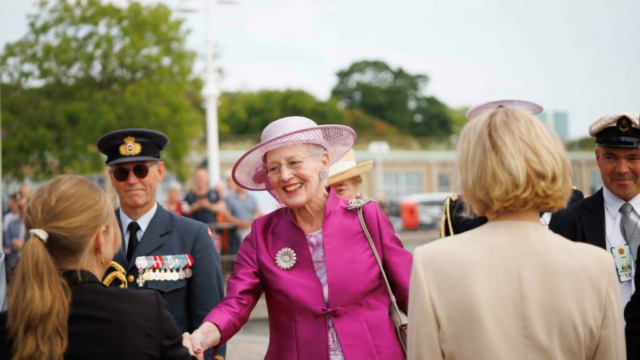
[331,60,454,136]
[218,89,347,135]
[1,0,203,179]
[447,106,469,134]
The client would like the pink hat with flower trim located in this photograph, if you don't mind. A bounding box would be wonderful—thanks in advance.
[466,99,543,120]
[232,116,356,191]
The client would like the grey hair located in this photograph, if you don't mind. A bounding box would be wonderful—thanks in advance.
[168,181,182,192]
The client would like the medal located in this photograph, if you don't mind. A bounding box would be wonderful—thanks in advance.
[135,257,146,287]
[167,255,177,281]
[185,254,194,278]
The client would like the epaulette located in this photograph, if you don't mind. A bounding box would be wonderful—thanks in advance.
[102,261,128,288]
[440,196,456,238]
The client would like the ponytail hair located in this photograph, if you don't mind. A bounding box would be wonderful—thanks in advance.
[8,175,114,360]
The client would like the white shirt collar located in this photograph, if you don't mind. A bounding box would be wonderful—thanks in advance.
[603,187,640,220]
[119,202,158,235]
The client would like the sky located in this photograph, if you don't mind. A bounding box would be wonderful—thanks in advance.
[1,0,639,139]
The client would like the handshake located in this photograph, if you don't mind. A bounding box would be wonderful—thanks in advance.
[182,322,222,359]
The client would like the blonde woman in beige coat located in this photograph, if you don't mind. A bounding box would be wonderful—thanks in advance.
[408,100,625,360]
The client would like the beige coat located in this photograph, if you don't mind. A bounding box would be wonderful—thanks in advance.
[408,220,625,360]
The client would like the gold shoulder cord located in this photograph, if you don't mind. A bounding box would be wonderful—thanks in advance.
[102,261,128,289]
[440,197,451,238]
[440,195,457,238]
[446,196,454,236]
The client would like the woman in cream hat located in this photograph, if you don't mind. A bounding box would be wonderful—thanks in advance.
[327,149,373,200]
[185,116,412,359]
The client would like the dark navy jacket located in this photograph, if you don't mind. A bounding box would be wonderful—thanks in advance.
[114,204,225,357]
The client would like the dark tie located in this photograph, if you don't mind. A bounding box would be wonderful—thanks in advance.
[620,203,640,261]
[127,222,140,262]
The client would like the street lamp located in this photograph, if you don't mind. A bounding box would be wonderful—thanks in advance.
[367,141,390,198]
[177,0,238,186]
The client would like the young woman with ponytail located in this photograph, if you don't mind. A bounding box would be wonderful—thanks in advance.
[0,175,191,360]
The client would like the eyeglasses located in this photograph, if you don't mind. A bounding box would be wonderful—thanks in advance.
[111,163,157,182]
[265,154,320,178]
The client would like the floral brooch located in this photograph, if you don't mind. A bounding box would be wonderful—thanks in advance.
[275,248,297,270]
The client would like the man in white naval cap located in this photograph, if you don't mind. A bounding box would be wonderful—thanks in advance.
[549,111,640,312]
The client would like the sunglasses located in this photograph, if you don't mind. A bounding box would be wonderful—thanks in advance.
[111,163,157,182]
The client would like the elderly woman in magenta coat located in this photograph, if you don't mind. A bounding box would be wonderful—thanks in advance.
[184,117,412,359]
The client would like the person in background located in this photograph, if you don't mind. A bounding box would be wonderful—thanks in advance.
[164,181,189,216]
[184,117,412,359]
[409,103,624,360]
[626,260,640,360]
[326,149,373,200]
[0,253,6,311]
[17,185,31,200]
[3,195,27,285]
[3,194,21,232]
[0,175,191,360]
[222,172,262,271]
[185,167,226,226]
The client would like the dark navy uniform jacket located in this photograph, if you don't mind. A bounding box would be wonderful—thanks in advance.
[0,271,191,360]
[114,204,225,357]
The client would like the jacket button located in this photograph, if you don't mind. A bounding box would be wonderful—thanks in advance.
[127,275,134,282]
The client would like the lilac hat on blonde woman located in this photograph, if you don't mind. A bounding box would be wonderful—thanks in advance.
[232,116,356,191]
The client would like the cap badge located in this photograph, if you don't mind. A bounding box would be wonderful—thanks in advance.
[617,117,631,134]
[120,136,142,156]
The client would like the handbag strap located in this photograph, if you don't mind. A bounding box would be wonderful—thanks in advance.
[347,199,405,321]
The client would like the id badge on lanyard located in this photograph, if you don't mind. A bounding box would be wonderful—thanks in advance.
[611,245,633,282]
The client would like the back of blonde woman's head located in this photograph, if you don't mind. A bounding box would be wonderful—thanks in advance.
[456,108,572,219]
[9,175,115,360]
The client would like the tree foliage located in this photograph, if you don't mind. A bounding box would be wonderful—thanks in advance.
[217,89,404,143]
[1,0,203,179]
[218,89,347,135]
[331,60,454,137]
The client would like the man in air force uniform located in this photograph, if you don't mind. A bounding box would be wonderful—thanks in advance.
[97,128,225,359]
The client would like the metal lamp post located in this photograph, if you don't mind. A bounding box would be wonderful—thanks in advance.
[177,0,238,186]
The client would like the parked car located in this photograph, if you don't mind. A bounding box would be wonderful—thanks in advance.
[399,192,453,230]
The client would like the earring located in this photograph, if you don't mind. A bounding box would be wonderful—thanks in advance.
[319,170,328,181]
[101,258,104,265]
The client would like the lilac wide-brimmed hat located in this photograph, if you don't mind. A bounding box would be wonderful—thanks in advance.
[466,99,543,120]
[232,116,356,191]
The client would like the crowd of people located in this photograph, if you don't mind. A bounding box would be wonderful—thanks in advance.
[0,100,638,360]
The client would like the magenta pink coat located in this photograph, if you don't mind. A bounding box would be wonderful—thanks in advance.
[204,190,412,359]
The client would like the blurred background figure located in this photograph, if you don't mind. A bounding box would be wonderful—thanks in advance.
[0,253,6,311]
[626,265,640,360]
[409,104,624,360]
[2,194,27,287]
[17,185,31,201]
[221,171,262,273]
[0,175,191,360]
[185,167,226,226]
[2,193,21,232]
[327,149,373,200]
[163,181,190,216]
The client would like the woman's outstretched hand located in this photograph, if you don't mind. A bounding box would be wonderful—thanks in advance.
[182,322,221,360]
